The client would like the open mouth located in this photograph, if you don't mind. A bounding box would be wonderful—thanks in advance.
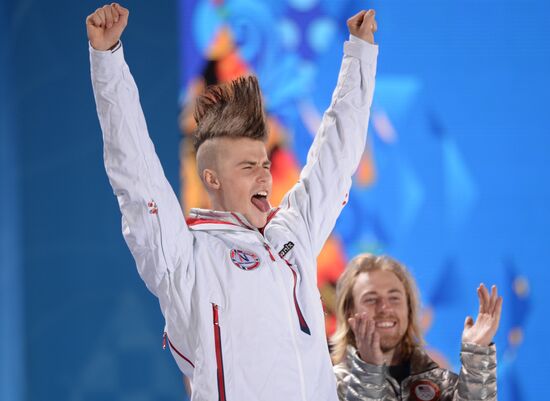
[251,191,270,213]
[375,321,397,329]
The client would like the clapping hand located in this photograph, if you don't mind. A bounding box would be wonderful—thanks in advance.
[349,313,385,365]
[462,284,503,347]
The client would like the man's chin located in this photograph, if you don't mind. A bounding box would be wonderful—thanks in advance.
[253,215,269,229]
[244,211,268,229]
[379,336,403,353]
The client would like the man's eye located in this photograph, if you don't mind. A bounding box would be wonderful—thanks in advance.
[364,298,376,304]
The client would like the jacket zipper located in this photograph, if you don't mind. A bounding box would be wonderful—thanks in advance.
[148,199,171,274]
[162,331,195,368]
[283,259,311,335]
[264,245,308,401]
[213,304,227,401]
[264,242,311,335]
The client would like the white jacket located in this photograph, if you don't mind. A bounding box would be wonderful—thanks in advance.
[90,36,377,401]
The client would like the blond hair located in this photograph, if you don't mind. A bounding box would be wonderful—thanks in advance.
[330,253,424,364]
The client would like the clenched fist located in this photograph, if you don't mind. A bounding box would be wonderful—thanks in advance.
[347,10,377,44]
[86,3,129,51]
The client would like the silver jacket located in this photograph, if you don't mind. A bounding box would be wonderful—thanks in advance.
[334,343,497,401]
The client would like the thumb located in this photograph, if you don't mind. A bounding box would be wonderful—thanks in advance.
[464,316,474,329]
[360,9,375,28]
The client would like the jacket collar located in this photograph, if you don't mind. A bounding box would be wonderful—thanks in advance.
[344,345,439,375]
[186,208,256,231]
[408,346,439,375]
[187,208,281,232]
[186,208,279,234]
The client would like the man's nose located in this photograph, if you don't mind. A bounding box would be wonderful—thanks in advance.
[257,167,271,182]
[376,298,391,312]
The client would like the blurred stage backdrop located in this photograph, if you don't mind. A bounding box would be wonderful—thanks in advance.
[1,0,549,400]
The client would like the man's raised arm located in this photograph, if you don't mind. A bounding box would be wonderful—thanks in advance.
[277,10,379,257]
[444,284,501,401]
[88,4,194,298]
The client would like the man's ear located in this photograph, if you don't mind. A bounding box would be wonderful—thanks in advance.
[203,169,221,190]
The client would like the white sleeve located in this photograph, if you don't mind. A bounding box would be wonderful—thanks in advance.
[90,42,194,299]
[277,35,378,258]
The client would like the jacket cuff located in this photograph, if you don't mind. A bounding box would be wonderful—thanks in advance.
[89,40,125,78]
[461,342,497,356]
[460,342,497,373]
[344,35,378,65]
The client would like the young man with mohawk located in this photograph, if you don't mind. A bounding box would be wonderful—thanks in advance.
[87,3,378,400]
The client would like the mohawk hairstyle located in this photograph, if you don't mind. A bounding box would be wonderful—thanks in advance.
[193,75,268,151]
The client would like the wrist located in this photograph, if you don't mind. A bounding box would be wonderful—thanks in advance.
[107,40,120,51]
[90,40,119,52]
[357,350,383,366]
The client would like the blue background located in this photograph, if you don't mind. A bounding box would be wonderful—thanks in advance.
[1,0,549,400]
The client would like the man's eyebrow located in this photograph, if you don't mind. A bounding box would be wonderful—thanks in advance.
[361,288,403,297]
[236,160,257,166]
[236,160,272,167]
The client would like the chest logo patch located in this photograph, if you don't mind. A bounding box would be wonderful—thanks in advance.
[230,249,261,271]
[411,380,440,401]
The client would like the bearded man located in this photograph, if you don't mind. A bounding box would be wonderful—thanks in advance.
[332,254,502,401]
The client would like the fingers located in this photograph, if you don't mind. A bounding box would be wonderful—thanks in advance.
[488,285,498,314]
[360,10,376,30]
[87,7,107,28]
[113,3,129,17]
[110,3,120,23]
[349,313,373,346]
[480,284,499,315]
[476,285,484,314]
[464,315,474,329]
[87,4,128,28]
[96,7,106,27]
[366,319,375,347]
[347,9,376,31]
[347,10,367,30]
[103,5,115,29]
[113,3,129,26]
[349,313,367,340]
[86,13,102,28]
[350,314,385,365]
[491,285,501,315]
[358,313,368,341]
[348,317,356,335]
[371,19,378,34]
[478,283,490,313]
[494,295,503,327]
[347,9,377,44]
[372,329,381,353]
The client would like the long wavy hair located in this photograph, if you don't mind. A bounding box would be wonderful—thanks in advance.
[330,253,424,364]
